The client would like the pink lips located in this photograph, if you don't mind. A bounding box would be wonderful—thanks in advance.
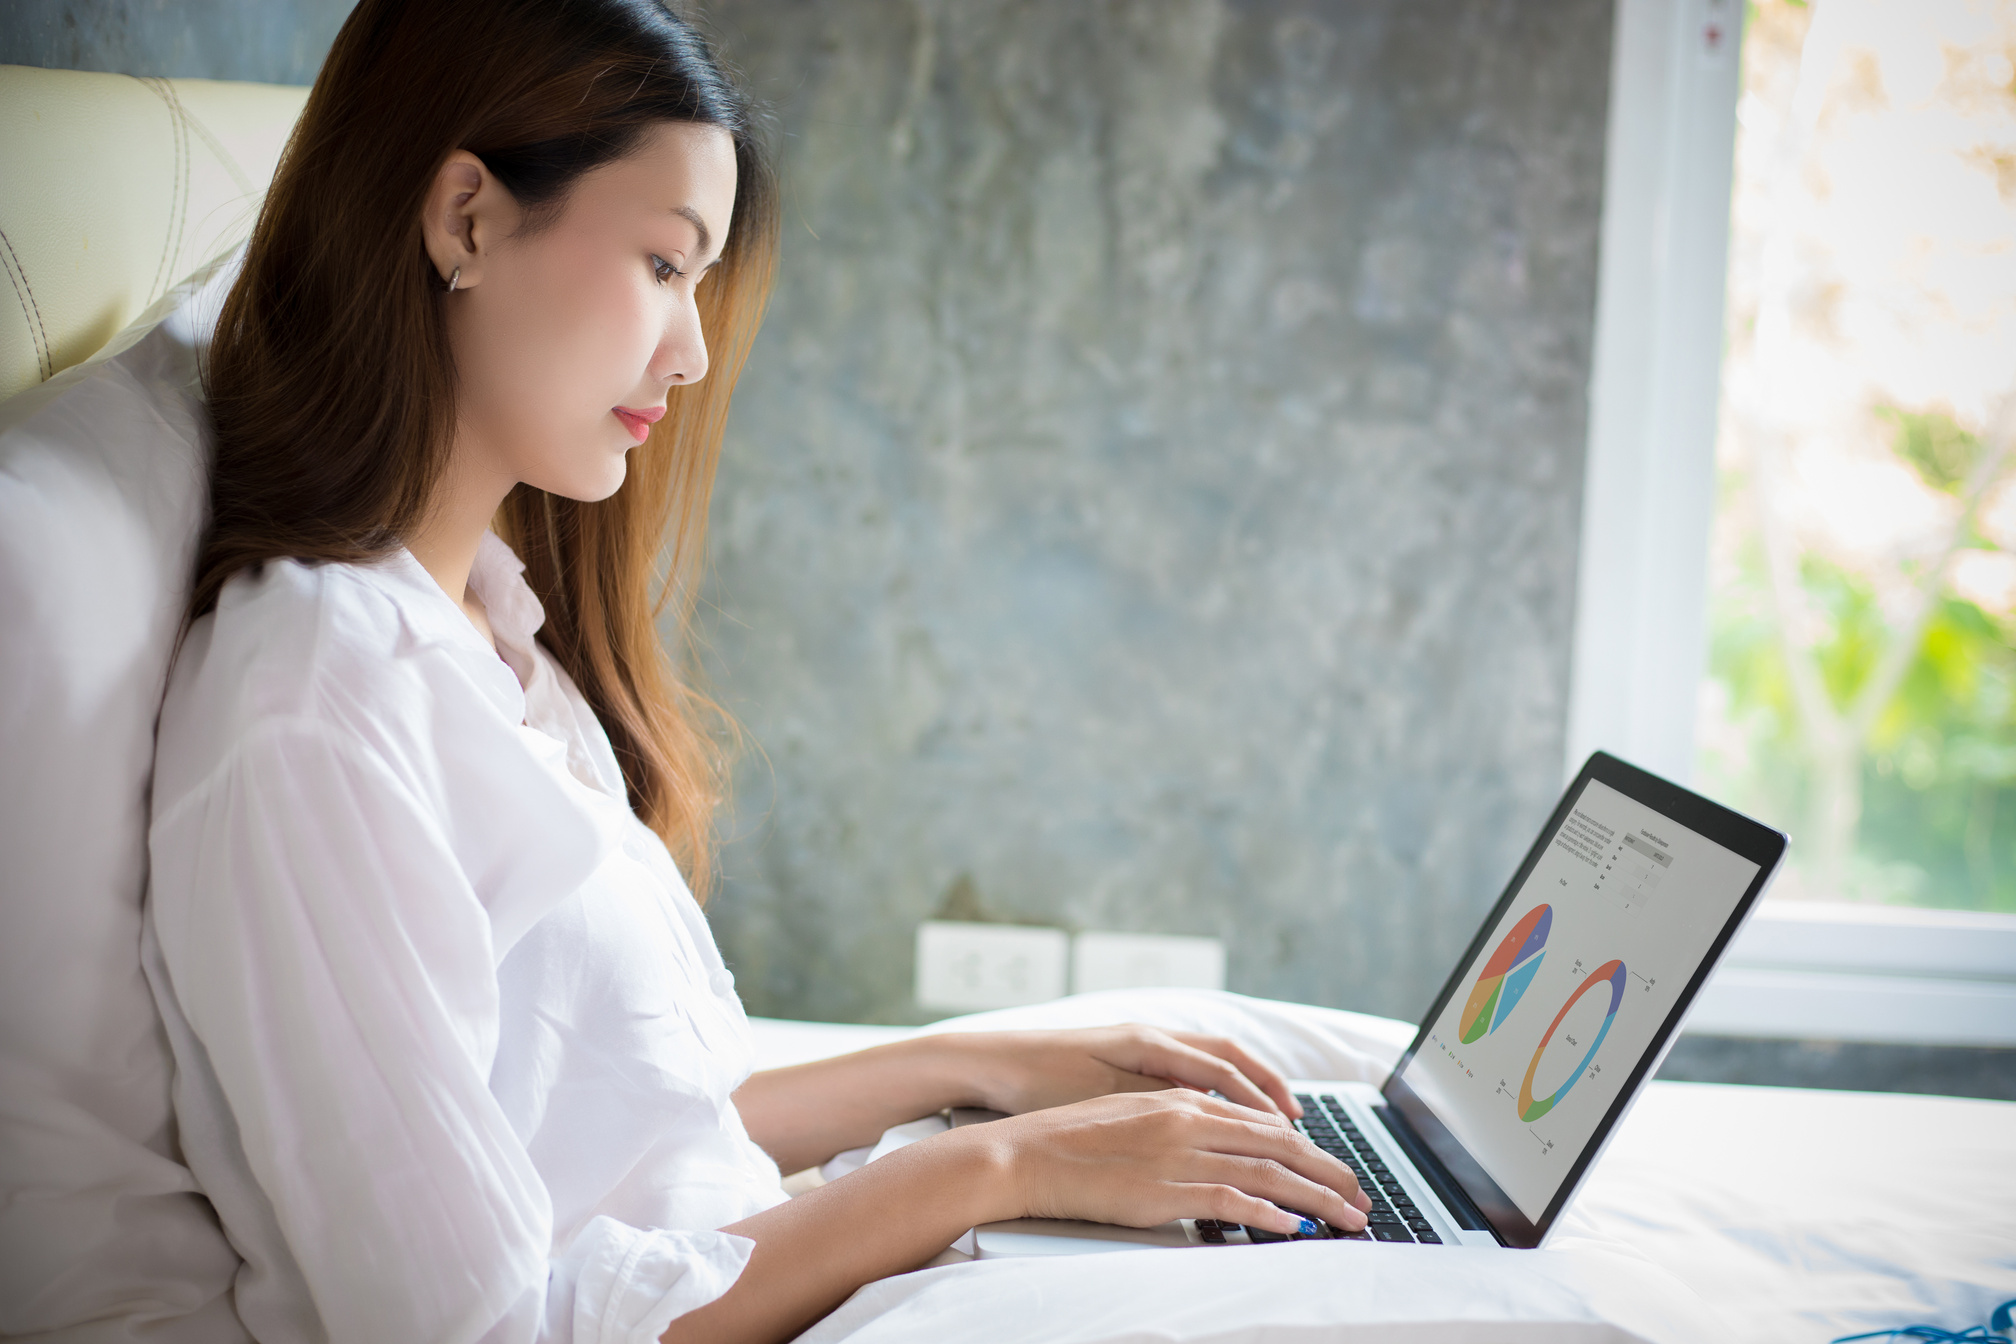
[612,404,666,444]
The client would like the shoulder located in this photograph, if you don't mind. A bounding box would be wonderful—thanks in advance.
[152,554,512,816]
[150,552,619,960]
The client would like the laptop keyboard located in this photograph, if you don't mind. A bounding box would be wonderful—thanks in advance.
[1191,1093,1444,1246]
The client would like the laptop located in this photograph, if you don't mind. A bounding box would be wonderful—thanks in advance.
[961,751,1787,1255]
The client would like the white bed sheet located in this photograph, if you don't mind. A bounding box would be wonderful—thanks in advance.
[748,991,2016,1344]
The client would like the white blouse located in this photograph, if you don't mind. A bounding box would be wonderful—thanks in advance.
[144,533,786,1344]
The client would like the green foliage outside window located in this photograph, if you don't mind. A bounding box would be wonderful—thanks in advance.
[1704,410,2016,914]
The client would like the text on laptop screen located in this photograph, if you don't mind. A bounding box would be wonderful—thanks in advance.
[1395,778,1760,1223]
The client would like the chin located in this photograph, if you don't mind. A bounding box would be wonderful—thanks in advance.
[531,438,631,503]
[533,462,628,504]
[575,467,629,503]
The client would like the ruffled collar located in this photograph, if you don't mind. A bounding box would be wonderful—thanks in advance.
[465,530,547,660]
[465,531,628,800]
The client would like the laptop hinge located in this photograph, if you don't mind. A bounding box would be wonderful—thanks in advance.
[1373,1103,1505,1244]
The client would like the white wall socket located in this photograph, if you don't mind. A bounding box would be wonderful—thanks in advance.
[915,920,1070,1011]
[1072,931,1226,994]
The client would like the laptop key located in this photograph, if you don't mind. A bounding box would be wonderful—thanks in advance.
[1414,1229,1443,1244]
[1200,1226,1226,1243]
[1370,1224,1415,1242]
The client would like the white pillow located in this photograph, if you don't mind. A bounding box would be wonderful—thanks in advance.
[798,1233,1726,1344]
[0,251,248,1342]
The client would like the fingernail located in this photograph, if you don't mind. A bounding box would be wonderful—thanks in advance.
[1297,1217,1318,1236]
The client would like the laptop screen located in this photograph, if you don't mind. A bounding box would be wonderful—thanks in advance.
[1383,756,1782,1246]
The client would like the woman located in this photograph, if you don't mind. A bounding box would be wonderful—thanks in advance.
[146,1,1370,1340]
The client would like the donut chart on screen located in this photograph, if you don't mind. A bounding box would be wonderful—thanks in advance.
[1458,903,1552,1044]
[1517,958,1626,1122]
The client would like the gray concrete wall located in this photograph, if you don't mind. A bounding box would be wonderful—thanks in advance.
[699,0,1611,1025]
[3,0,1614,1028]
[0,0,348,85]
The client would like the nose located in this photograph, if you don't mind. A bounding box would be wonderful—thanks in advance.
[655,295,710,387]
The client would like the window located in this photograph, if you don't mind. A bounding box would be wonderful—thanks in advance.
[1567,0,2016,1048]
[1699,0,2016,917]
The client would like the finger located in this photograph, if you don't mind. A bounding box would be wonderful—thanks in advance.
[1167,1032,1299,1118]
[1223,1152,1367,1231]
[1183,1183,1323,1237]
[1174,1107,1371,1213]
[1125,1037,1285,1119]
[1096,1067,1271,1119]
[1153,1088,1291,1127]
[1185,1152,1369,1233]
[1104,1068,1176,1096]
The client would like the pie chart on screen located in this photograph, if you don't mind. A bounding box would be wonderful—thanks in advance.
[1517,957,1626,1122]
[1458,903,1551,1044]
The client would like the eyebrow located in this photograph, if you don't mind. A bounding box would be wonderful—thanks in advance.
[670,204,713,258]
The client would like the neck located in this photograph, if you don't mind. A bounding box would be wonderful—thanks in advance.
[406,440,515,645]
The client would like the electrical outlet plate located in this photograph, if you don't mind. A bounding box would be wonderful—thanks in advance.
[915,920,1070,1011]
[1072,931,1226,994]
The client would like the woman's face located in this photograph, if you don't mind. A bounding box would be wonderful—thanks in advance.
[428,121,739,503]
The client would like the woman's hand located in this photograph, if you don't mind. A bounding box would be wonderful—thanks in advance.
[944,1024,1303,1119]
[683,1076,1370,1343]
[982,1087,1371,1236]
[734,1022,1302,1173]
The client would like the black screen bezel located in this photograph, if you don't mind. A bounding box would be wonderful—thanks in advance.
[1381,751,1788,1249]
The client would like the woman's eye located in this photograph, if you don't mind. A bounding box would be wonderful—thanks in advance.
[651,255,685,285]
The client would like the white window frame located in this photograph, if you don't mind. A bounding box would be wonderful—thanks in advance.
[1566,0,2016,1047]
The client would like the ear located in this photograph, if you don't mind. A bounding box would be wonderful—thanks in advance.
[420,150,518,290]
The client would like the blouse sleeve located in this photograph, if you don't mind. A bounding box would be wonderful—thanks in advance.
[146,718,752,1344]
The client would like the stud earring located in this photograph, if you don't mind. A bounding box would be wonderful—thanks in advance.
[447,266,461,293]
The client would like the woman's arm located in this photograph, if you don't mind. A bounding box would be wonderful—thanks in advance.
[151,721,742,1343]
[733,1026,1304,1173]
[730,1036,977,1173]
[675,1088,1371,1344]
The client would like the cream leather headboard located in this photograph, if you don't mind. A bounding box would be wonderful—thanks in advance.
[0,65,309,406]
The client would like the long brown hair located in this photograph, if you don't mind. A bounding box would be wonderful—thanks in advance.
[196,0,778,901]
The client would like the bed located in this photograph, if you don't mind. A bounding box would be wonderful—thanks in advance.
[747,991,2016,1344]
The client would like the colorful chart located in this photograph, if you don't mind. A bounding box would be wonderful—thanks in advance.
[1517,958,1626,1122]
[1458,904,1552,1044]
